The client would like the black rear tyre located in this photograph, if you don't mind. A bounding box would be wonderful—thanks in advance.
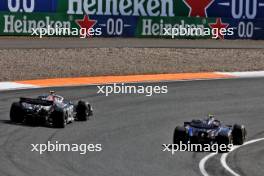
[10,102,24,123]
[232,124,246,145]
[52,109,66,128]
[76,101,91,121]
[173,126,188,144]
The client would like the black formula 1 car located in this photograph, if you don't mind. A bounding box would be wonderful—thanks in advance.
[10,91,93,128]
[173,115,246,146]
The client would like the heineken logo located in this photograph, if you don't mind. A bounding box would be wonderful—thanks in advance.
[67,0,175,17]
[3,15,71,34]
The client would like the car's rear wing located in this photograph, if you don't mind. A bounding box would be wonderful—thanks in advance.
[19,97,53,106]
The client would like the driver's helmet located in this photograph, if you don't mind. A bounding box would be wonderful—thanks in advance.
[46,91,55,101]
[207,114,215,124]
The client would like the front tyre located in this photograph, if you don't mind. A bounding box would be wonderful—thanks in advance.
[10,102,24,123]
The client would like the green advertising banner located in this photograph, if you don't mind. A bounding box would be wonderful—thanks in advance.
[1,0,264,39]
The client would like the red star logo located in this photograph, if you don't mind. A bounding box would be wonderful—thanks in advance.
[209,18,229,39]
[76,15,97,37]
[183,0,214,17]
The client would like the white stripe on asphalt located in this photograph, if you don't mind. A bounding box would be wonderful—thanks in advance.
[2,71,264,91]
[220,146,240,176]
[220,138,264,176]
[0,82,38,90]
[199,138,264,176]
[199,152,218,176]
[216,71,264,78]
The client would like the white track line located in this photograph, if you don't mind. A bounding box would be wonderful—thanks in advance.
[199,138,264,176]
[2,71,264,91]
[0,82,38,90]
[216,71,264,78]
[220,138,264,176]
[199,152,218,176]
[220,146,240,176]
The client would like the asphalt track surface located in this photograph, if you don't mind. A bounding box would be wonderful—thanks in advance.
[0,78,264,176]
[1,38,264,49]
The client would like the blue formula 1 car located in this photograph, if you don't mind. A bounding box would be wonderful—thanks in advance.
[173,115,246,146]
